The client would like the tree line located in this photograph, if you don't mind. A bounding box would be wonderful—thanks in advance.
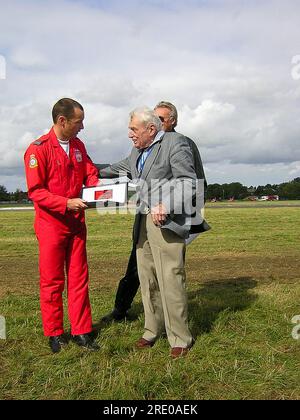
[0,186,28,203]
[206,177,300,200]
[1,177,300,203]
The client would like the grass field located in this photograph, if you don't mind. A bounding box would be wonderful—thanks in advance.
[206,200,300,207]
[0,205,300,400]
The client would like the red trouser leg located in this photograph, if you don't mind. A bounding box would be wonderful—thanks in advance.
[38,228,68,337]
[66,227,92,336]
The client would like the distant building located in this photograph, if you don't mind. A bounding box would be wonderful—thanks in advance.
[259,195,279,201]
[245,196,258,201]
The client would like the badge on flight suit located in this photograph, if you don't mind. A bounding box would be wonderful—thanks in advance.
[29,154,38,169]
[75,149,83,163]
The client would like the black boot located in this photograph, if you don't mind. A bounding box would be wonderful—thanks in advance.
[71,333,99,351]
[49,334,68,354]
[101,308,128,323]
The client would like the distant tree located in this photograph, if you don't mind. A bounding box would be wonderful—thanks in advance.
[11,189,28,203]
[206,183,223,200]
[255,184,279,196]
[0,185,10,201]
[205,179,300,201]
[206,182,249,200]
[223,182,248,199]
[247,186,256,195]
[278,180,300,200]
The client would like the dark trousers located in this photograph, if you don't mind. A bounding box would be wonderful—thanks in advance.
[114,244,140,313]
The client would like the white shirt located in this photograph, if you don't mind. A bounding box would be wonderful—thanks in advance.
[58,139,70,157]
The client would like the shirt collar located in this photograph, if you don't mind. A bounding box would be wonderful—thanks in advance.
[143,130,165,151]
[50,127,76,147]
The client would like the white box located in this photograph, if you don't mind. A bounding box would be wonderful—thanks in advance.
[81,182,127,206]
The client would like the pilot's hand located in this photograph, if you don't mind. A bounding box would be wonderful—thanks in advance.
[67,198,88,212]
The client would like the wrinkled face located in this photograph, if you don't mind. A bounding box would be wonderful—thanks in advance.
[154,107,176,132]
[59,107,84,140]
[128,116,157,150]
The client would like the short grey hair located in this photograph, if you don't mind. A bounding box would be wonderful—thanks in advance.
[129,107,162,131]
[154,101,178,128]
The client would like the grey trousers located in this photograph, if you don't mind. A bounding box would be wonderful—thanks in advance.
[136,214,193,348]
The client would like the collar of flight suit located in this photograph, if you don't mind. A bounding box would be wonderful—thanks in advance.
[49,127,78,149]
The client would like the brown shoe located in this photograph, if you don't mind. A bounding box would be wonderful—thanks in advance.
[170,347,190,359]
[136,338,155,349]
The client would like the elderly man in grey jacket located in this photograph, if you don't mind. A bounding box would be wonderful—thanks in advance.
[101,107,205,358]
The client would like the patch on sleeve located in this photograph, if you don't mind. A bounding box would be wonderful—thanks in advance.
[29,154,38,169]
[75,149,83,162]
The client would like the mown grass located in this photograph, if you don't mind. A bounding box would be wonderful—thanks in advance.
[206,200,300,207]
[0,206,300,400]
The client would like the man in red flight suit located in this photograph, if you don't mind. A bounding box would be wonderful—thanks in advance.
[24,98,99,353]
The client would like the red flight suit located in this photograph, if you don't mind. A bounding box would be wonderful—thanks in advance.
[24,128,99,337]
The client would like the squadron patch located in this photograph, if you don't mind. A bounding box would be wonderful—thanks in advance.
[75,149,83,163]
[29,154,38,169]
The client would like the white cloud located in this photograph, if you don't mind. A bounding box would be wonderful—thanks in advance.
[0,0,300,191]
[289,163,300,177]
[11,47,49,69]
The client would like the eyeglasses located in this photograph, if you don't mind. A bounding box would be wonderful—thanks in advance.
[159,116,168,122]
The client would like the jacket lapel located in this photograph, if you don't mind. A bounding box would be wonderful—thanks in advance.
[132,148,141,179]
[141,137,163,180]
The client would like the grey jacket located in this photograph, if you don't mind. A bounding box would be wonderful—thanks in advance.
[100,131,210,240]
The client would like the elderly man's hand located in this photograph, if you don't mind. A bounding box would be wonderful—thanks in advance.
[151,203,168,226]
[67,198,88,212]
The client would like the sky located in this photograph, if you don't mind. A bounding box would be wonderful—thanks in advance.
[0,0,300,192]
